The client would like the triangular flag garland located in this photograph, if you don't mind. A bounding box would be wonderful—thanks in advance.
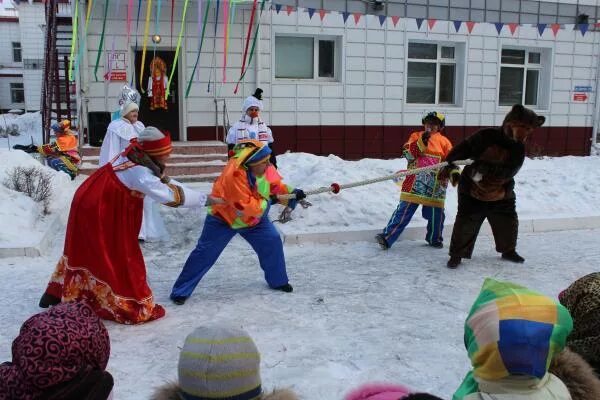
[341,11,350,24]
[494,22,503,34]
[551,23,561,37]
[578,23,589,36]
[307,7,315,19]
[466,21,476,33]
[415,18,424,30]
[274,3,281,13]
[286,5,293,15]
[453,20,462,32]
[391,15,400,27]
[427,19,436,30]
[353,12,361,25]
[378,14,386,26]
[537,23,546,36]
[318,9,327,21]
[508,22,518,35]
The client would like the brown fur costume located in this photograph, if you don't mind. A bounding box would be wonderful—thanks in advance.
[550,348,600,400]
[150,383,299,400]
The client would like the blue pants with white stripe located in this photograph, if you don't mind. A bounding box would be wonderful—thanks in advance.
[382,201,445,247]
[170,214,289,299]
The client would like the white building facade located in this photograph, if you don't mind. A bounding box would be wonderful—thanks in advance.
[78,0,600,157]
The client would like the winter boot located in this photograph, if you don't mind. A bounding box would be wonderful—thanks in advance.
[375,234,390,250]
[447,256,462,269]
[39,292,61,308]
[428,241,444,249]
[171,296,188,305]
[274,283,293,293]
[502,250,525,263]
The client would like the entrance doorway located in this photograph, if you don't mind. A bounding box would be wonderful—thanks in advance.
[134,50,180,140]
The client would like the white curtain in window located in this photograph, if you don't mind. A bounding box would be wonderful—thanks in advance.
[275,37,314,79]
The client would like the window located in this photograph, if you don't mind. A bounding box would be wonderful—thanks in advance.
[499,48,543,107]
[23,59,43,70]
[406,42,461,105]
[12,42,21,62]
[10,83,24,103]
[275,35,339,80]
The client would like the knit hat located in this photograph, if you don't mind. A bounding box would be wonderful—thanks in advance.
[242,95,263,113]
[178,325,262,400]
[120,101,139,117]
[0,302,111,400]
[453,278,573,400]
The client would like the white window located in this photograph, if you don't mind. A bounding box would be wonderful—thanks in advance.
[275,35,339,81]
[406,42,464,105]
[12,42,21,62]
[499,48,548,108]
[10,83,24,103]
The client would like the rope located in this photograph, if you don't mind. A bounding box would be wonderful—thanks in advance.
[276,159,473,200]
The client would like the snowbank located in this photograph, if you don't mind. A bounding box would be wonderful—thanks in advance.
[0,112,43,148]
[273,153,600,234]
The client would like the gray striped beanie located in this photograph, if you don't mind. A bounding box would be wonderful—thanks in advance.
[178,325,262,400]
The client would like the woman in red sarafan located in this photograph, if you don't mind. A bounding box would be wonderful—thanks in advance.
[39,127,208,324]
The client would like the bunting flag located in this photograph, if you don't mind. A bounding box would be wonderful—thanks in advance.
[564,24,575,31]
[234,0,257,94]
[453,20,462,32]
[391,15,400,27]
[275,4,281,13]
[466,21,476,33]
[578,23,589,36]
[551,23,561,37]
[596,23,600,29]
[508,22,519,35]
[307,7,315,19]
[378,14,386,26]
[139,0,152,91]
[319,9,327,21]
[415,18,424,30]
[93,0,110,81]
[537,23,546,36]
[166,0,190,98]
[494,22,503,34]
[186,0,211,97]
[286,5,293,15]
[353,12,361,25]
[67,0,78,81]
[341,11,350,24]
[222,0,229,83]
[427,19,436,30]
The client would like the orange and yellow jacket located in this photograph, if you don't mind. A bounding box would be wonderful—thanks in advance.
[400,130,453,208]
[208,162,293,229]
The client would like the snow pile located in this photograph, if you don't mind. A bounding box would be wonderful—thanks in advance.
[274,153,600,234]
[0,149,81,248]
[0,112,43,148]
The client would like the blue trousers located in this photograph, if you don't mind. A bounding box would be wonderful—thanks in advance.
[382,201,445,247]
[170,215,289,299]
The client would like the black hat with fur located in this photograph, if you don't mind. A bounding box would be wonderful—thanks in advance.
[502,104,545,128]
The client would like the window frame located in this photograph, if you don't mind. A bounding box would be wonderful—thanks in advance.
[12,42,22,63]
[274,34,341,82]
[404,40,464,107]
[498,48,544,108]
[10,82,24,104]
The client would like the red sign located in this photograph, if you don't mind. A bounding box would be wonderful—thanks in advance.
[105,51,127,82]
[573,93,588,102]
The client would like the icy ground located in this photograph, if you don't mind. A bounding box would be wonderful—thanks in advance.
[0,202,598,399]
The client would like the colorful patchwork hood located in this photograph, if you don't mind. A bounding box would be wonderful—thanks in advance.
[453,278,573,400]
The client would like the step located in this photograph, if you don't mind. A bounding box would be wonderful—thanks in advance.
[79,161,225,177]
[172,173,220,183]
[83,153,227,164]
[81,141,227,157]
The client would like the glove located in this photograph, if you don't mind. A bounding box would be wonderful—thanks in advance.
[437,165,454,181]
[269,194,279,205]
[293,188,306,201]
[449,170,461,187]
[421,130,431,146]
[13,144,38,153]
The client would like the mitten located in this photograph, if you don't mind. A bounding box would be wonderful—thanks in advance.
[421,130,431,146]
[13,144,38,153]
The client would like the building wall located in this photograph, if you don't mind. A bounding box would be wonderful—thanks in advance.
[81,0,600,156]
[16,3,46,111]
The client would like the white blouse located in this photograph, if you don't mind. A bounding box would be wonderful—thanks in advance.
[99,118,145,166]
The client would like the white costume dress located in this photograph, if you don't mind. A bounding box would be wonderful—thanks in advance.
[99,118,168,242]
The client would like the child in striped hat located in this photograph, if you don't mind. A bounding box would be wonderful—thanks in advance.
[150,325,298,400]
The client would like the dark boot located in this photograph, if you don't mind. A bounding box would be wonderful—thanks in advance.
[39,292,61,308]
[447,256,462,269]
[273,283,293,293]
[428,241,443,249]
[502,250,525,263]
[375,234,390,250]
[171,296,187,305]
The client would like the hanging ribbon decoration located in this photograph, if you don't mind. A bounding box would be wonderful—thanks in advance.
[196,0,203,80]
[131,0,143,86]
[93,0,110,81]
[234,0,257,94]
[221,0,229,83]
[166,0,191,99]
[106,0,123,81]
[127,0,134,45]
[67,0,78,81]
[207,0,221,92]
[186,0,211,98]
[170,0,175,46]
[73,0,94,82]
[139,0,153,92]
[234,0,266,86]
[154,0,163,55]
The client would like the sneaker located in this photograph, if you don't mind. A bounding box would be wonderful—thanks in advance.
[375,234,390,250]
[447,256,462,269]
[171,296,187,305]
[502,250,525,263]
[428,241,444,249]
[274,283,293,293]
[39,293,61,308]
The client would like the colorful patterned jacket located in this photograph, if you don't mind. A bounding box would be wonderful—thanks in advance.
[38,134,81,172]
[400,130,453,208]
[208,160,292,229]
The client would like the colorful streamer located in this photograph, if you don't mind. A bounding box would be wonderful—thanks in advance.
[73,0,94,81]
[196,0,202,80]
[139,0,153,92]
[186,0,211,97]
[67,0,78,81]
[166,0,191,98]
[234,0,258,94]
[235,0,266,86]
[93,0,110,81]
[153,0,162,56]
[126,0,133,45]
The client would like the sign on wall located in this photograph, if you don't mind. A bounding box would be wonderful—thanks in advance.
[573,93,589,102]
[105,51,127,81]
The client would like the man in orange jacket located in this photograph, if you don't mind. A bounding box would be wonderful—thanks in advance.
[170,140,305,305]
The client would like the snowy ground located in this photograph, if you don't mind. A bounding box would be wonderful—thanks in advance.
[0,112,43,149]
[0,216,598,399]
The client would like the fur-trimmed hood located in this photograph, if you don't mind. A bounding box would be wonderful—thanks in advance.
[549,348,600,400]
[150,383,299,400]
